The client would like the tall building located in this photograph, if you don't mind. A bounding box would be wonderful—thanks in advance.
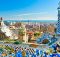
[57,2,60,34]
[0,17,2,27]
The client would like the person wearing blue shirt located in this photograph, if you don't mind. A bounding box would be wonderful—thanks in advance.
[26,50,29,57]
[31,52,36,57]
[56,53,60,57]
[40,50,43,57]
[50,51,58,57]
[43,52,47,57]
[16,50,22,57]
[36,49,39,56]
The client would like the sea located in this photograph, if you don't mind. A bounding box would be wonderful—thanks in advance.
[4,20,57,23]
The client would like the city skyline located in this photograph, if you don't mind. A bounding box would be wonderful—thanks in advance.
[0,0,59,20]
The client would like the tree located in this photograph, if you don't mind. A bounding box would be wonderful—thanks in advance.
[34,32,40,37]
[54,27,57,33]
[18,27,25,41]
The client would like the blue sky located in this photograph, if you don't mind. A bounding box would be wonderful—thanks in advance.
[0,0,59,20]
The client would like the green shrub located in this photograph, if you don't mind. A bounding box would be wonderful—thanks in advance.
[0,48,3,53]
[14,41,22,44]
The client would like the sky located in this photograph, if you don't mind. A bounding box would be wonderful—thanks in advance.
[0,0,60,20]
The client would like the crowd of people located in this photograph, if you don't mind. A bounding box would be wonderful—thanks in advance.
[15,43,60,57]
[0,43,60,57]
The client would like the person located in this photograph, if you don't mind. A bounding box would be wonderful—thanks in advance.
[36,49,39,56]
[40,50,43,57]
[52,44,58,52]
[26,49,29,57]
[31,52,36,57]
[56,46,60,57]
[43,52,47,57]
[15,47,22,57]
[22,49,26,57]
[16,51,22,57]
[50,51,58,57]
[15,47,18,53]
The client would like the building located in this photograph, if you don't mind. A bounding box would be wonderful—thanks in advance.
[0,18,18,39]
[47,24,55,35]
[0,17,3,27]
[0,32,8,40]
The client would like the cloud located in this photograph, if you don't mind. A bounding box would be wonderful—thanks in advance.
[4,12,57,20]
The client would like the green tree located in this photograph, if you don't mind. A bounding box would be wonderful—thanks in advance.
[34,32,40,37]
[18,27,25,41]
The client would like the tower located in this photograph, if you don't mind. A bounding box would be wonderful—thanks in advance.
[0,17,3,26]
[57,2,60,34]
